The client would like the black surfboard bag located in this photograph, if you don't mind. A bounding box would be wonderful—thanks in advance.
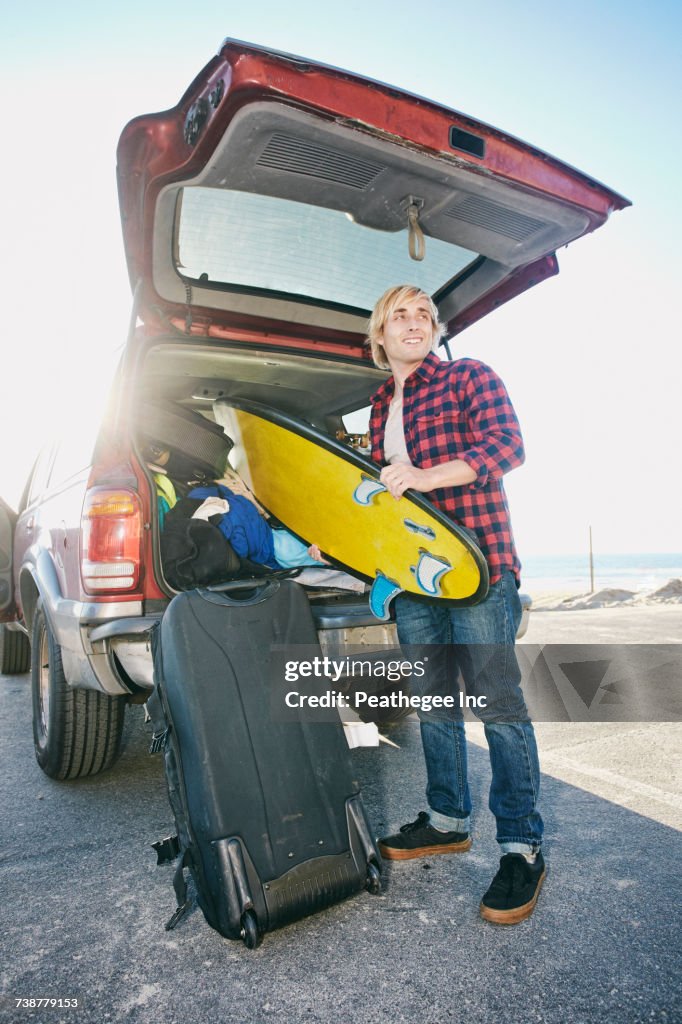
[139,401,233,483]
[159,497,272,591]
[147,579,381,948]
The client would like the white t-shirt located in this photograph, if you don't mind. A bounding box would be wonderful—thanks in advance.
[384,392,412,465]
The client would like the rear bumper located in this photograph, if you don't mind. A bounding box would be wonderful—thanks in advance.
[84,596,392,694]
[54,590,532,697]
[90,602,391,693]
[89,615,162,691]
[63,605,151,697]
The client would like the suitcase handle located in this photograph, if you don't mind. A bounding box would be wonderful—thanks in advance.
[198,579,282,606]
[205,568,300,592]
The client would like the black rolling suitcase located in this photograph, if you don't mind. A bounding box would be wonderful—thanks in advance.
[147,578,381,948]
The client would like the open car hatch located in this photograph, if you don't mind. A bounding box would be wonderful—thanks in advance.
[117,39,630,354]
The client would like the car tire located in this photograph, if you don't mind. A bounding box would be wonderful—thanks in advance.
[0,623,31,674]
[31,600,126,780]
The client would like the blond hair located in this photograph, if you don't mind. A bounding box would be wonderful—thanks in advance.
[366,285,444,370]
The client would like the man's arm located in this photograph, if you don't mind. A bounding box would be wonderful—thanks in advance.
[380,362,524,500]
[380,460,476,499]
[456,361,525,488]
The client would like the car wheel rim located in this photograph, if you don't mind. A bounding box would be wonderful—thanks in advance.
[38,626,50,737]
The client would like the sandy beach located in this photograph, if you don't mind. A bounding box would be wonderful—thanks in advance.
[524,601,682,644]
[527,577,682,607]
[522,577,682,643]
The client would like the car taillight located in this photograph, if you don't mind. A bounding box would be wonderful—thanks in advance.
[81,488,143,593]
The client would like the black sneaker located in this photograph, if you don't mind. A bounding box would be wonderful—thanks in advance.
[480,851,546,924]
[378,811,472,860]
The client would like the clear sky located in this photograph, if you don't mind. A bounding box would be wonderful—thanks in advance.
[2,0,680,556]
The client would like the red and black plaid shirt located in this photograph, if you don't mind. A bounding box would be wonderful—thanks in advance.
[369,352,524,584]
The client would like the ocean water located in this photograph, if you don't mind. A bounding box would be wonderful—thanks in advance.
[519,552,682,595]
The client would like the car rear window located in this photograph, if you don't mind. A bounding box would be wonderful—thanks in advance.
[176,187,478,312]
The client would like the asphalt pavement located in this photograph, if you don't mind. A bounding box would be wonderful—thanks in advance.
[1,663,680,1024]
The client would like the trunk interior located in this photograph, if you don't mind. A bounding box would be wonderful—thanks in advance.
[131,337,389,610]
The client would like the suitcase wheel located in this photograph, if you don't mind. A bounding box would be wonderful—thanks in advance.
[240,909,262,950]
[366,862,382,896]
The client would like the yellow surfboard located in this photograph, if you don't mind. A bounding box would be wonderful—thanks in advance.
[214,400,488,619]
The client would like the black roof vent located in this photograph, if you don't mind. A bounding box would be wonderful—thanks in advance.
[256,133,385,189]
[444,195,547,242]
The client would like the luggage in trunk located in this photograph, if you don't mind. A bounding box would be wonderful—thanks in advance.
[139,401,233,482]
[147,578,381,948]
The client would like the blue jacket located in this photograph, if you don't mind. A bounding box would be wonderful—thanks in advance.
[187,484,278,568]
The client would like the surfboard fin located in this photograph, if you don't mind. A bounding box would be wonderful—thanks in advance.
[353,476,386,506]
[411,551,452,597]
[369,572,403,621]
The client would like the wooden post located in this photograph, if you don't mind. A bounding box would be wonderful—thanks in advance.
[589,525,594,593]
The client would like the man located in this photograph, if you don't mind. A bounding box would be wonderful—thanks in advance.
[367,284,545,925]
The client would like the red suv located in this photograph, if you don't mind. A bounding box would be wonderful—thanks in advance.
[0,40,629,780]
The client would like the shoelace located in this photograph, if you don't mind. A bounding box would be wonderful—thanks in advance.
[399,812,431,834]
[491,855,532,895]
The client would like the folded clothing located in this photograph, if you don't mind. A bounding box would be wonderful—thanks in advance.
[191,496,230,521]
[188,484,278,568]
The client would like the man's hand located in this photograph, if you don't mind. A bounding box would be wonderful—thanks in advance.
[380,464,433,499]
[307,543,330,565]
[380,459,477,499]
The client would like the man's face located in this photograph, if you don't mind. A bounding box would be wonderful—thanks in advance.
[378,294,435,374]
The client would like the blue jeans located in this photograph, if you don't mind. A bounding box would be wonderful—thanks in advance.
[395,571,543,853]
